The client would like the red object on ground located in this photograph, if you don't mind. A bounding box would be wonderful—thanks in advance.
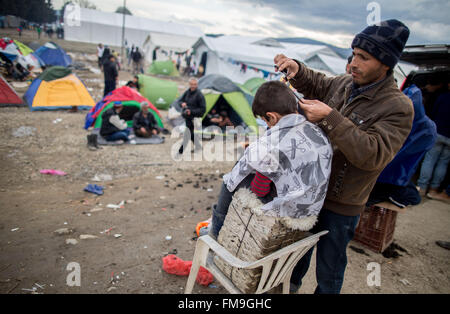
[162,254,213,286]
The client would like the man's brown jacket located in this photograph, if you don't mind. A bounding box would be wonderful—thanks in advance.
[291,62,414,216]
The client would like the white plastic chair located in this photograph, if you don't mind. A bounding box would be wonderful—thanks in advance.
[185,230,328,294]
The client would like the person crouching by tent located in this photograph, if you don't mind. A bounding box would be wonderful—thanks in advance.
[100,102,131,143]
[103,55,118,96]
[126,75,140,90]
[178,77,206,154]
[132,101,160,138]
[210,110,234,131]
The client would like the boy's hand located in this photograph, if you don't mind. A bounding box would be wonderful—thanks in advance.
[299,99,332,123]
[274,54,299,80]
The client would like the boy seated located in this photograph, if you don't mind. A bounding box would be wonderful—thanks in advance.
[209,81,333,238]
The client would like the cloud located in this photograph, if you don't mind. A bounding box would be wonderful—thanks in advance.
[222,0,450,45]
[57,0,449,47]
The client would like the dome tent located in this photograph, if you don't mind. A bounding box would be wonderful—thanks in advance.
[169,74,258,134]
[148,60,179,77]
[0,75,24,107]
[34,42,72,67]
[0,37,43,71]
[137,74,179,110]
[84,86,163,130]
[24,66,95,111]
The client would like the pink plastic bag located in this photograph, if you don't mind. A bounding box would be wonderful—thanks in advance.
[40,169,67,176]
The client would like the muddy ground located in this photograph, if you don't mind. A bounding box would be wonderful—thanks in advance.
[0,29,449,294]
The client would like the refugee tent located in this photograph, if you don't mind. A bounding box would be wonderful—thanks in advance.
[64,6,203,62]
[191,35,341,84]
[0,38,43,71]
[24,66,95,111]
[304,53,348,76]
[84,86,162,129]
[13,40,34,57]
[0,75,24,107]
[240,77,266,96]
[137,74,178,110]
[169,74,258,133]
[34,42,72,67]
[148,60,179,77]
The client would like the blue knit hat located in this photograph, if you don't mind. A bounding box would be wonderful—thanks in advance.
[113,101,122,108]
[351,19,410,69]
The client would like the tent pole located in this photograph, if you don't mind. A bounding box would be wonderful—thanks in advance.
[121,0,126,62]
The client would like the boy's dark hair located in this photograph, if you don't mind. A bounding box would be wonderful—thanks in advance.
[252,81,297,119]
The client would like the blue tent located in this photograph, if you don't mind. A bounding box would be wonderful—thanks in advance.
[34,42,72,67]
[377,84,437,186]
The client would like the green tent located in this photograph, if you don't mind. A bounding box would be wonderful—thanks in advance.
[202,91,258,133]
[138,74,179,110]
[13,40,34,56]
[148,60,179,77]
[93,100,163,129]
[242,77,266,96]
[197,75,258,133]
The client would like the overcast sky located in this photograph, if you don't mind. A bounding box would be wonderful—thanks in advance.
[53,0,449,48]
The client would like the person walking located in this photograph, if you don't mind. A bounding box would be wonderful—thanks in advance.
[103,55,118,96]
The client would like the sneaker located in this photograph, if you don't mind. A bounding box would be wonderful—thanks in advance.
[426,188,440,199]
[114,140,125,145]
[130,139,137,145]
[128,134,136,140]
[427,190,450,203]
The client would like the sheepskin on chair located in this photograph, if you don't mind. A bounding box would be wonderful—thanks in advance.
[214,188,315,293]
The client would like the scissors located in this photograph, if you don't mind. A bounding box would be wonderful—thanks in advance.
[274,65,304,114]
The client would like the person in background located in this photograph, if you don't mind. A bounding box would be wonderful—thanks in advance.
[184,52,192,76]
[97,43,104,68]
[132,47,143,75]
[417,79,450,201]
[128,44,135,70]
[101,46,111,67]
[132,102,160,138]
[210,110,234,130]
[36,25,41,39]
[126,75,140,90]
[178,77,206,154]
[103,55,118,96]
[422,74,448,117]
[176,54,181,71]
